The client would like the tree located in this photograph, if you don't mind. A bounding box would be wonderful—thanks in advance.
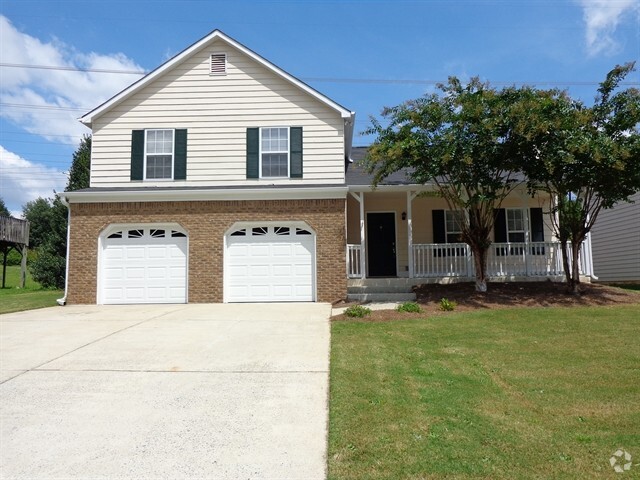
[66,134,91,191]
[20,135,92,289]
[23,196,67,288]
[364,77,523,292]
[514,63,640,293]
[0,197,10,217]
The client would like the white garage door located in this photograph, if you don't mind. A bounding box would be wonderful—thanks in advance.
[100,227,187,304]
[226,224,315,302]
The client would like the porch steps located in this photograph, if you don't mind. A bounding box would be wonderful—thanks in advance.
[347,278,418,303]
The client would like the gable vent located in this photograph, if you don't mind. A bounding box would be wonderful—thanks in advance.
[210,53,227,75]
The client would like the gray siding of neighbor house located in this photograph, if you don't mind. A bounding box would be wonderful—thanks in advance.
[591,192,640,282]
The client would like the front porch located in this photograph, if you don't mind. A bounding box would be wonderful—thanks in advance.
[345,188,595,284]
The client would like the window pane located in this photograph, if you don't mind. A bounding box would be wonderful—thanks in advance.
[262,153,288,177]
[509,232,525,243]
[146,155,172,179]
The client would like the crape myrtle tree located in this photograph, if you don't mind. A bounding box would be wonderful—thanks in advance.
[364,77,524,292]
[513,63,640,294]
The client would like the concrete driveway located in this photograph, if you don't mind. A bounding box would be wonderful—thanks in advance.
[0,303,331,479]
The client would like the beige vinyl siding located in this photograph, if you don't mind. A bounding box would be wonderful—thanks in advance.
[591,193,640,281]
[346,190,556,275]
[90,39,345,187]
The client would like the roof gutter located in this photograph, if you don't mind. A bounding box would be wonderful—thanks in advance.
[62,186,349,203]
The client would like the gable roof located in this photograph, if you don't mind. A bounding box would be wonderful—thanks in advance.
[79,29,355,127]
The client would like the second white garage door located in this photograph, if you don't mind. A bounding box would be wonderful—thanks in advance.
[225,224,315,302]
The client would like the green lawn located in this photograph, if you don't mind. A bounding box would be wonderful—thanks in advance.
[0,265,63,314]
[329,305,640,479]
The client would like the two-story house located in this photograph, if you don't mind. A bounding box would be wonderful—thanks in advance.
[59,29,594,305]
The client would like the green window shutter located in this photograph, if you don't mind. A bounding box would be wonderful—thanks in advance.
[246,128,259,179]
[529,208,545,242]
[493,209,507,243]
[130,130,144,181]
[432,210,445,243]
[174,129,187,180]
[290,127,303,178]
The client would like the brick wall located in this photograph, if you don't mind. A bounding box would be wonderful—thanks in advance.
[67,198,346,304]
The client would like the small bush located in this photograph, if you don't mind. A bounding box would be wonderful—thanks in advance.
[439,297,457,311]
[29,248,65,289]
[345,305,372,318]
[397,301,421,313]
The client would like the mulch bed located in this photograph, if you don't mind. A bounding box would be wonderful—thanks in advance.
[332,282,640,321]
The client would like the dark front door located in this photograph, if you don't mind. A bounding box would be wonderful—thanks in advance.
[367,212,397,277]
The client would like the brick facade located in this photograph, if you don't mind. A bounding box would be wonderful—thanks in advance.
[67,198,346,304]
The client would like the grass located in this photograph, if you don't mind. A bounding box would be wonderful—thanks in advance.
[611,283,640,292]
[329,305,640,479]
[0,265,63,314]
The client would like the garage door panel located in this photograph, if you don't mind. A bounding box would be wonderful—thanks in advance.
[101,227,187,304]
[226,225,315,303]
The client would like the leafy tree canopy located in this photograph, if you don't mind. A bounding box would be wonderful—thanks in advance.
[66,134,91,192]
[0,197,10,217]
[364,77,526,292]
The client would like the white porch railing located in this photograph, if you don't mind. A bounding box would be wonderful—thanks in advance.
[413,243,472,278]
[347,244,363,278]
[347,242,592,279]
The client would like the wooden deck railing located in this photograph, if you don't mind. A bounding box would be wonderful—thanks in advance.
[0,216,30,245]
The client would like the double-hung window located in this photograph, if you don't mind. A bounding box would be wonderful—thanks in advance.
[506,209,526,243]
[445,210,464,243]
[260,127,289,178]
[145,129,174,180]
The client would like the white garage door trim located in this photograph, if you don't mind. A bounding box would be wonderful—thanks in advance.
[98,223,188,304]
[224,221,316,303]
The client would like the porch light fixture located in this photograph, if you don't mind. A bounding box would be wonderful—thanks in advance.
[402,212,407,221]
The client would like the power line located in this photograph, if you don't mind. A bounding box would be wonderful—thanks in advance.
[0,102,87,112]
[2,63,638,87]
[0,62,146,75]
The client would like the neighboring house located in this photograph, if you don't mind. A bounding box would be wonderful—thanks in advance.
[60,29,595,305]
[590,192,640,282]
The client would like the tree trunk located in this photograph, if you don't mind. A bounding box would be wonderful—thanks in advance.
[471,244,488,292]
[560,239,572,289]
[570,238,582,295]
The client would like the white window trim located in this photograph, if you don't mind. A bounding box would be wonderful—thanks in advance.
[259,126,290,179]
[143,128,175,181]
[506,208,527,243]
[444,210,465,243]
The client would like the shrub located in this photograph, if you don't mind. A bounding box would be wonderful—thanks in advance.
[397,301,421,313]
[345,305,372,318]
[29,248,65,289]
[439,297,457,311]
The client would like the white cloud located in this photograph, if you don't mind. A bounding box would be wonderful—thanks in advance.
[0,145,67,213]
[578,0,640,56]
[0,15,144,144]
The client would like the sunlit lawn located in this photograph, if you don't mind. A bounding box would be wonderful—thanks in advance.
[329,305,640,479]
[0,265,62,314]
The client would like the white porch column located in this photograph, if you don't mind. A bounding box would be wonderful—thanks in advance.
[521,193,531,276]
[407,191,418,278]
[349,191,366,278]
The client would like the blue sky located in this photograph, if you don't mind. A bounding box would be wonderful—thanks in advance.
[1,0,638,215]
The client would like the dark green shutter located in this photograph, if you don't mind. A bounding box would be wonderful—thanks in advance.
[246,128,259,179]
[131,130,144,181]
[174,129,187,180]
[493,209,507,242]
[432,210,445,243]
[530,208,545,242]
[290,127,303,178]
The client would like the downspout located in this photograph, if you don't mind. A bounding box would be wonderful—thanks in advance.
[57,194,71,306]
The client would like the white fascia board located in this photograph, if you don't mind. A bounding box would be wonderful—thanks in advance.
[60,186,348,204]
[348,184,438,193]
[79,30,353,127]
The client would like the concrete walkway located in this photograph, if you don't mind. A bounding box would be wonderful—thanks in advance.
[0,303,331,479]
